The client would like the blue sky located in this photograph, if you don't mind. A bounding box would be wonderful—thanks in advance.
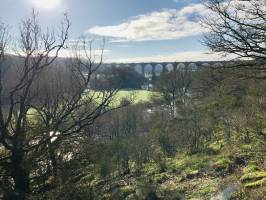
[0,0,223,62]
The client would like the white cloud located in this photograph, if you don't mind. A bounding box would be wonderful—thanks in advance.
[57,49,111,60]
[88,4,209,42]
[29,0,62,10]
[107,51,236,63]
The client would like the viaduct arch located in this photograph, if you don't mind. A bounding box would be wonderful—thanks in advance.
[100,61,226,79]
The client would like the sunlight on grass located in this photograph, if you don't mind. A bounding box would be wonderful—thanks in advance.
[114,90,157,104]
[88,89,160,107]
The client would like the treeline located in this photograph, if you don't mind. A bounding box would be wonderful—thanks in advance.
[90,66,147,90]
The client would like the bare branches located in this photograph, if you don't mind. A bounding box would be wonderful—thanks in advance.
[0,21,9,146]
[31,38,116,141]
[155,66,194,118]
[0,9,119,198]
[202,0,266,64]
[0,11,71,198]
[0,22,8,60]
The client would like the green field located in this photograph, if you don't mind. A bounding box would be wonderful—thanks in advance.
[113,89,157,104]
[86,89,160,107]
[28,90,158,118]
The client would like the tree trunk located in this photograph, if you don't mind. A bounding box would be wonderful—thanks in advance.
[49,145,58,179]
[9,151,30,200]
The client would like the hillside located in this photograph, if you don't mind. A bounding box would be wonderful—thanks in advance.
[64,133,266,200]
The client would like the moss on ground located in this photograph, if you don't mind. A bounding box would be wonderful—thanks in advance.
[181,177,219,199]
[85,142,266,200]
[212,157,233,175]
[240,171,266,188]
[240,171,266,182]
[242,161,259,174]
[244,178,266,188]
[120,185,135,197]
[166,153,213,173]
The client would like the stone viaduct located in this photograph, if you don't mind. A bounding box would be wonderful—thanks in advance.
[100,61,225,79]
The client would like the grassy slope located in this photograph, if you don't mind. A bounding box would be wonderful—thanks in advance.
[76,90,266,199]
[27,89,265,199]
[114,90,157,104]
[82,139,266,200]
[89,89,160,107]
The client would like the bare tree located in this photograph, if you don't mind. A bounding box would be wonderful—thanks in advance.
[0,18,10,200]
[0,11,118,199]
[202,0,266,68]
[0,10,70,199]
[155,66,193,118]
